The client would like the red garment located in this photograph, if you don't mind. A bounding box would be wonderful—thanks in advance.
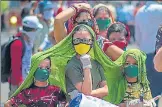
[10,85,66,107]
[9,34,23,86]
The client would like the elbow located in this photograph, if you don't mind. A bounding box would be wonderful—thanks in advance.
[82,89,92,96]
[154,57,162,72]
[104,86,109,96]
[154,63,162,72]
[55,14,64,23]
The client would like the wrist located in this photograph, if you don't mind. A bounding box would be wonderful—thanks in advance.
[71,5,78,15]
[103,41,113,52]
[83,68,91,71]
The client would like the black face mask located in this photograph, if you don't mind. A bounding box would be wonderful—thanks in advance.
[76,19,94,28]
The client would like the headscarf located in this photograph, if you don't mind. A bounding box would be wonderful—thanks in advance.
[93,4,115,23]
[67,9,98,34]
[115,49,151,94]
[11,25,141,104]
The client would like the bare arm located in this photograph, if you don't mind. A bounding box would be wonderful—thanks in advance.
[75,68,92,95]
[105,45,124,61]
[154,47,162,72]
[54,7,75,43]
[54,3,91,43]
[4,100,12,107]
[91,81,108,98]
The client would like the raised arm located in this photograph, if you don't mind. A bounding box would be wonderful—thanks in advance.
[54,7,75,43]
[54,3,91,43]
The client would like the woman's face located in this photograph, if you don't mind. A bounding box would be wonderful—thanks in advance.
[73,30,93,55]
[109,32,126,42]
[75,12,92,24]
[95,8,110,20]
[124,55,138,83]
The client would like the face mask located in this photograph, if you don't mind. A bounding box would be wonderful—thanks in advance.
[23,30,40,46]
[112,41,127,50]
[74,43,91,55]
[96,18,111,31]
[124,65,138,78]
[77,20,94,28]
[34,68,50,82]
[43,9,54,20]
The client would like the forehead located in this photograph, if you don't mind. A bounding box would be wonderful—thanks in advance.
[39,59,50,66]
[126,55,137,63]
[96,7,109,15]
[109,32,126,38]
[77,12,91,17]
[73,31,91,39]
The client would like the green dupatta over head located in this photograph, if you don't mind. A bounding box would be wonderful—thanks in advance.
[115,49,152,100]
[11,25,144,104]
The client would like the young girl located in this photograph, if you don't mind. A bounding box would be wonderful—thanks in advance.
[4,58,66,107]
[117,49,153,107]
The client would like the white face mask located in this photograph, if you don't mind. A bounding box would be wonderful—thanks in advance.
[43,9,54,20]
[22,30,40,46]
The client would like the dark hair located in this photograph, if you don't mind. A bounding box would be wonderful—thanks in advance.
[21,7,30,19]
[45,57,51,66]
[107,23,127,39]
[93,6,111,17]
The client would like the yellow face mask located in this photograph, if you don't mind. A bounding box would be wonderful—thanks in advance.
[74,43,91,55]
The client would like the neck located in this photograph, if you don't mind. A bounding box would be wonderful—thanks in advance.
[76,54,81,59]
[34,81,48,87]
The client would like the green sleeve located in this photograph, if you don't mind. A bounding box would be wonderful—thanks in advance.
[66,65,83,86]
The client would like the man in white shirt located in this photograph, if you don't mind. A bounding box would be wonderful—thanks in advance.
[135,1,162,97]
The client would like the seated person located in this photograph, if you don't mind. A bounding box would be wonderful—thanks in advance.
[65,25,108,100]
[117,49,153,107]
[4,58,66,107]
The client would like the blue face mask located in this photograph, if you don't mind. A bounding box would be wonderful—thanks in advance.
[43,9,54,20]
[124,65,138,78]
[34,68,50,82]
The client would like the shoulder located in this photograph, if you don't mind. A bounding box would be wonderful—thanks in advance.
[11,39,23,49]
[66,56,80,70]
[48,85,61,92]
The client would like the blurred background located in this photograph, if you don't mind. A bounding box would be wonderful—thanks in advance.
[0,0,151,106]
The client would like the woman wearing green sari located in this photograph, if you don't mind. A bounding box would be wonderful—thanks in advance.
[9,25,152,106]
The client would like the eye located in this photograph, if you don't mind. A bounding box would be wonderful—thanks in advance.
[125,62,129,66]
[73,38,81,45]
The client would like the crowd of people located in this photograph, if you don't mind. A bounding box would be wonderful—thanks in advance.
[2,1,162,107]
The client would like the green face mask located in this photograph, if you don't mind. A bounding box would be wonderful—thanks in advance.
[96,18,111,31]
[124,65,138,78]
[34,68,50,82]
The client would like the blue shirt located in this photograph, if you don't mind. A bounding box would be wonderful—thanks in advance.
[135,1,162,53]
